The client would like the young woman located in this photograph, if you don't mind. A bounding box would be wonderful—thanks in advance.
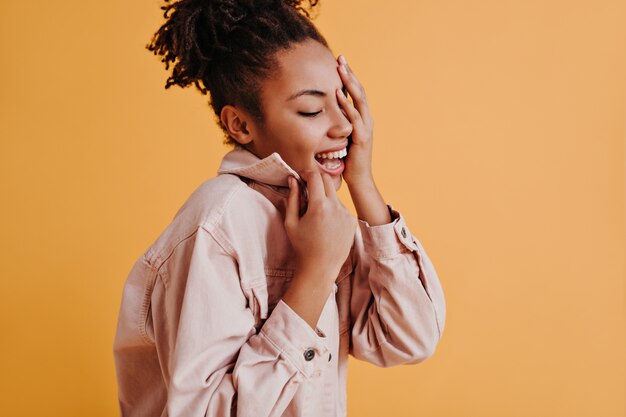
[113,0,446,416]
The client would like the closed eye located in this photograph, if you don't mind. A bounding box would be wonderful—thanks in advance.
[298,111,322,118]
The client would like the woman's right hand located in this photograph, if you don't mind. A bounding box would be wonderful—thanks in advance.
[284,171,357,281]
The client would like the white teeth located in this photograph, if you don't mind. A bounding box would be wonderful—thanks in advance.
[315,147,347,159]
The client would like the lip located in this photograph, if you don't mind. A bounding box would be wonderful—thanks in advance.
[315,157,345,176]
[315,141,349,155]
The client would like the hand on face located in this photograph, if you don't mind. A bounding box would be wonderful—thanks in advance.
[336,55,375,187]
[284,171,356,279]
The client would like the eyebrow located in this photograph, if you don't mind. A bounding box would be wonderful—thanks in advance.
[286,87,347,102]
[286,89,326,101]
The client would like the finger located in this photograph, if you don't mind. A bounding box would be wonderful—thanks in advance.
[320,172,338,200]
[336,89,368,145]
[337,56,372,124]
[336,88,361,124]
[284,176,300,225]
[340,76,370,124]
[301,170,324,206]
[338,56,364,97]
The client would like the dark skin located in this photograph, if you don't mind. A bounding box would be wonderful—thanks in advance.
[221,39,391,328]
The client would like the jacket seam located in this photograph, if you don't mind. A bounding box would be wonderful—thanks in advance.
[199,177,250,258]
[258,328,309,378]
[200,175,249,232]
[149,177,248,279]
[153,229,199,289]
[138,255,158,345]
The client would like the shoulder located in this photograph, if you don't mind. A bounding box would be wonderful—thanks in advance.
[174,173,249,229]
[143,174,273,267]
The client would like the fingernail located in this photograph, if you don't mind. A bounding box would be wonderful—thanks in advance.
[339,55,347,65]
[337,88,345,98]
[339,64,348,74]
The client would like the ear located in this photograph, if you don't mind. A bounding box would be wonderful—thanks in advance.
[220,105,254,145]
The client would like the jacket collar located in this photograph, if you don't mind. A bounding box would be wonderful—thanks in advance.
[217,145,303,188]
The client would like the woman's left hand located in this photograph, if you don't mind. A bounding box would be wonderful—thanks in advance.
[336,55,375,188]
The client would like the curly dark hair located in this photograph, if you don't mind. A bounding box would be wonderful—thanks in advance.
[146,0,329,144]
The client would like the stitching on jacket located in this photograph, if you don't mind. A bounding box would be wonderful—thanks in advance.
[223,156,290,180]
[138,255,158,345]
[199,178,252,258]
[263,268,295,278]
[368,243,414,261]
[258,328,308,377]
[142,175,245,268]
[199,176,249,232]
[153,229,199,289]
[208,226,236,258]
[243,280,269,323]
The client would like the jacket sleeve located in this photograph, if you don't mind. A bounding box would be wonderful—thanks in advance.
[349,205,446,367]
[154,226,330,417]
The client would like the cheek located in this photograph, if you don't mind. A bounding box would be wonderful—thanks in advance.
[286,124,324,155]
[264,114,325,168]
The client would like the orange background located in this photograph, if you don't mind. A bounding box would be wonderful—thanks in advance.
[1,1,624,416]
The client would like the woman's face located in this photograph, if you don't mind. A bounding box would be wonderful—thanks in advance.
[245,39,353,191]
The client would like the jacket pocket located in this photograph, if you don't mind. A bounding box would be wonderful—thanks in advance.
[264,268,295,312]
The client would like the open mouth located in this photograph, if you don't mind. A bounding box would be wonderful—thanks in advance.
[314,147,348,172]
[315,147,348,160]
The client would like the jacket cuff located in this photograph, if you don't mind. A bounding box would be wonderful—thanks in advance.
[260,299,330,379]
[357,204,419,258]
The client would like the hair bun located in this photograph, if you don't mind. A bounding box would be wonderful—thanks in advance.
[146,0,326,143]
[282,0,320,19]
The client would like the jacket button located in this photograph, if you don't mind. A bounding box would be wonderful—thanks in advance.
[304,348,315,361]
[401,227,407,238]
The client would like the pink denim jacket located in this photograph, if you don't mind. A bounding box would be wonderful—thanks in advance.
[113,146,446,417]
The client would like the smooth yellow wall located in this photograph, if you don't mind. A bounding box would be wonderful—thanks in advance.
[1,1,624,416]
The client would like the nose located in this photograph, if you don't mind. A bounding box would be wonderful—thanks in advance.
[328,104,353,140]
